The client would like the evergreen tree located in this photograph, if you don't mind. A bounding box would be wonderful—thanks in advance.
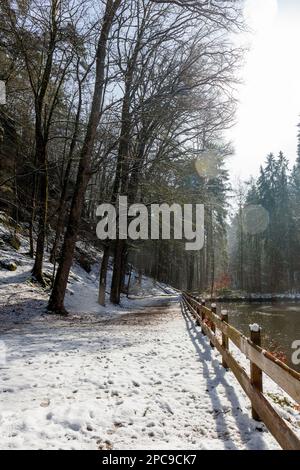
[230,149,299,293]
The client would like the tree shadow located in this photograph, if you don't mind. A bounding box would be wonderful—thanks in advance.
[0,269,34,286]
[180,300,266,450]
[0,298,48,326]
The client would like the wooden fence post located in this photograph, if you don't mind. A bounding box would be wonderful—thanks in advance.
[196,297,201,323]
[196,302,201,326]
[221,310,229,369]
[193,300,197,321]
[210,303,217,348]
[201,299,206,335]
[250,324,263,421]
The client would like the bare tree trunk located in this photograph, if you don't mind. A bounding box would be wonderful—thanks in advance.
[98,244,110,306]
[120,247,128,293]
[109,17,147,304]
[110,239,126,304]
[50,77,82,264]
[49,185,67,265]
[126,264,132,297]
[29,162,37,258]
[32,139,48,284]
[48,0,121,314]
[31,0,60,282]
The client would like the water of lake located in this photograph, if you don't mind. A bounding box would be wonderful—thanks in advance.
[219,302,300,372]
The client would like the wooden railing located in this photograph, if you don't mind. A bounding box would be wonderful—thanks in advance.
[182,291,300,450]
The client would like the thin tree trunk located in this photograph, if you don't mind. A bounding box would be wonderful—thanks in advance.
[31,0,59,282]
[109,22,147,304]
[126,264,132,297]
[120,247,128,293]
[110,239,126,304]
[29,163,37,258]
[98,244,110,306]
[32,141,48,284]
[50,82,82,264]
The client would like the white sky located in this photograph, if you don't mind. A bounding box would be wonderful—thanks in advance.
[227,0,300,181]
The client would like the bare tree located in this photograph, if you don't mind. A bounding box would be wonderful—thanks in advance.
[48,0,122,314]
[106,0,242,303]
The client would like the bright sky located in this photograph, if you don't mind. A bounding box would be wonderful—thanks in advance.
[227,0,300,181]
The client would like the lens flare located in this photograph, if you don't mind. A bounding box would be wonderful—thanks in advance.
[195,151,219,179]
[242,204,269,235]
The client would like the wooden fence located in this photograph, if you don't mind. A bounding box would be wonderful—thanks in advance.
[182,292,300,450]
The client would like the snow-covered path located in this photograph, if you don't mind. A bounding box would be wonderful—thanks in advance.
[0,295,283,450]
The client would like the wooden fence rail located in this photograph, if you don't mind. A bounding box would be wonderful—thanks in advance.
[182,292,300,450]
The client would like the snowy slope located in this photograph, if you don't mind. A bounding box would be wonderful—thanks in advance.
[0,213,175,325]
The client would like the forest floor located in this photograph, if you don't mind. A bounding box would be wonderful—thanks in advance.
[1,217,300,450]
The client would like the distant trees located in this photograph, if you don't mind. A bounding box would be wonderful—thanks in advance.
[229,147,300,294]
[126,149,231,295]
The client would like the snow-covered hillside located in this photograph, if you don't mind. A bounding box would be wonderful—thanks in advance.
[0,212,176,324]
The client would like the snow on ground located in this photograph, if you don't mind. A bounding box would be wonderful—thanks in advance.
[2,295,298,450]
[1,216,300,450]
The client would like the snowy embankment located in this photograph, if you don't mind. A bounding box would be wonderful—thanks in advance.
[0,212,176,326]
[1,215,300,450]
